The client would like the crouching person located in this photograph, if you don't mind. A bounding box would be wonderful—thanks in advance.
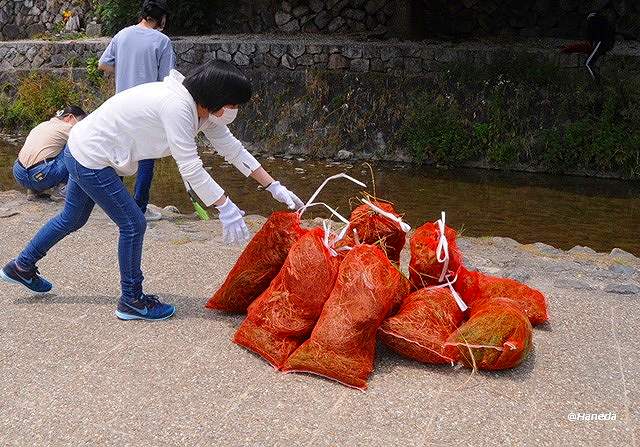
[0,60,303,322]
[13,106,86,198]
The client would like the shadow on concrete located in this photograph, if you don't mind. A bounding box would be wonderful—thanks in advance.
[12,292,242,325]
[374,339,536,384]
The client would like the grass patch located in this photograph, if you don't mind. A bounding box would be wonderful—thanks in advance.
[401,54,640,177]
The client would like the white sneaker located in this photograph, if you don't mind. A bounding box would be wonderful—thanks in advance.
[144,208,162,221]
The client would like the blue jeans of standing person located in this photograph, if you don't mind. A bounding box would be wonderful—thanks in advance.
[13,146,69,193]
[133,159,155,213]
[16,147,147,302]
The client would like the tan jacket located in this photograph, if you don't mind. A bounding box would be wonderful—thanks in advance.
[18,117,72,168]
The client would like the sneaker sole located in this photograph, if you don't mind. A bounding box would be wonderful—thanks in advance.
[0,269,53,294]
[115,308,176,321]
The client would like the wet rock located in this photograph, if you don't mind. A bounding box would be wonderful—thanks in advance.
[609,263,637,276]
[604,284,640,295]
[534,242,563,256]
[568,245,597,255]
[504,268,531,282]
[553,278,594,290]
[491,236,521,248]
[610,248,637,261]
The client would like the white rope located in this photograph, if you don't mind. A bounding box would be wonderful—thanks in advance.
[297,202,349,257]
[425,271,468,312]
[435,211,449,283]
[321,220,338,257]
[360,198,411,233]
[297,202,350,225]
[300,173,366,218]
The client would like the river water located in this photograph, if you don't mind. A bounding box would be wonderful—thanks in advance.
[1,141,638,255]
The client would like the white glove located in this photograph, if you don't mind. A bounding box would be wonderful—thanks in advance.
[266,181,304,210]
[215,197,250,245]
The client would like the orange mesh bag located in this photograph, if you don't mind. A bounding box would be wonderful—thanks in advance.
[453,266,480,305]
[337,200,406,264]
[379,288,464,364]
[282,244,411,390]
[469,273,549,326]
[409,216,462,289]
[446,299,533,370]
[234,228,340,369]
[206,211,307,313]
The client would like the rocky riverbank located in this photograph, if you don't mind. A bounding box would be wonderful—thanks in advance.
[0,189,639,445]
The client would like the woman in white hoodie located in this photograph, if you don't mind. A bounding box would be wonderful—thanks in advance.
[0,60,303,321]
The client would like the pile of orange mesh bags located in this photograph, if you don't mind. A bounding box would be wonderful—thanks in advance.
[207,179,549,389]
[381,214,548,371]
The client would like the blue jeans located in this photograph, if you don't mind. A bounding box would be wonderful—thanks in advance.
[13,147,69,192]
[17,147,147,301]
[133,159,155,213]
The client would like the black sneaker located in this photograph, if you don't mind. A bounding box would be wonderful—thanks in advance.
[0,260,53,294]
[115,294,176,321]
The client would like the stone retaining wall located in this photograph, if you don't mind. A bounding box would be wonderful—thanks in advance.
[4,35,635,75]
[0,0,92,41]
[2,0,640,42]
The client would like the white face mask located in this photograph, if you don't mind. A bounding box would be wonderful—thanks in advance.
[213,107,238,125]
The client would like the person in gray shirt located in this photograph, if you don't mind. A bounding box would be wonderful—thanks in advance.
[98,0,175,221]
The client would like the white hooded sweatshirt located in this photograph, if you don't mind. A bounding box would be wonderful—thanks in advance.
[67,69,260,206]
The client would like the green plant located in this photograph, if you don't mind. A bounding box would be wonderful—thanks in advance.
[0,73,80,130]
[86,55,104,86]
[92,0,138,35]
[402,95,474,165]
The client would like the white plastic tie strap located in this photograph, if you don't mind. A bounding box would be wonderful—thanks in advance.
[435,211,449,283]
[360,199,411,233]
[297,202,350,256]
[300,173,366,218]
[426,272,468,312]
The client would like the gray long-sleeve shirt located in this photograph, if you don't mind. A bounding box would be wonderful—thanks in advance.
[99,25,175,93]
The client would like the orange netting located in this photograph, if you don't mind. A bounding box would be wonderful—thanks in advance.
[336,200,406,265]
[379,288,464,364]
[446,299,533,370]
[409,221,462,288]
[281,244,411,390]
[469,273,549,326]
[205,211,307,313]
[453,266,480,306]
[233,228,341,369]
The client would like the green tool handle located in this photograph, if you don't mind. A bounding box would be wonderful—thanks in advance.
[186,183,210,221]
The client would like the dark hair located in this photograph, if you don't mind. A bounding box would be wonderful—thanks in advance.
[183,60,252,112]
[56,105,87,120]
[141,0,168,24]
